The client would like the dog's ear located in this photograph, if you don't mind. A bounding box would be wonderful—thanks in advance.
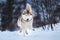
[26,3,32,13]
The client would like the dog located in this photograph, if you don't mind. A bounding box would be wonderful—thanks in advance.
[17,3,34,36]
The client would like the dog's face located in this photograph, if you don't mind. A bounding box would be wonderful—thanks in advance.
[22,10,33,22]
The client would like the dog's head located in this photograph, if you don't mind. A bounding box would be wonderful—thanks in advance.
[21,3,33,22]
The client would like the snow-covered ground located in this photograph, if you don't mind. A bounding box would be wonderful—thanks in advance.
[0,23,60,40]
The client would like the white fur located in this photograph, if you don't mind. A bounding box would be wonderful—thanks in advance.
[17,3,34,36]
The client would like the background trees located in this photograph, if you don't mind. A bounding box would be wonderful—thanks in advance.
[0,0,60,31]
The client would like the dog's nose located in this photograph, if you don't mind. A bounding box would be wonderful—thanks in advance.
[27,19,29,21]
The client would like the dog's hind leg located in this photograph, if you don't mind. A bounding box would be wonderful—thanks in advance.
[29,26,35,31]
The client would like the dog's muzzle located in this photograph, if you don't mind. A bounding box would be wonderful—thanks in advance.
[21,18,32,22]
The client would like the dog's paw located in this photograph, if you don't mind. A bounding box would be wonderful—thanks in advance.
[20,30,22,32]
[32,29,35,31]
[26,31,28,35]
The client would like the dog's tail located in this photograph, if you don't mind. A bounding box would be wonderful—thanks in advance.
[26,3,32,13]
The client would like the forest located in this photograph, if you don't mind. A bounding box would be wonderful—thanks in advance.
[0,0,60,31]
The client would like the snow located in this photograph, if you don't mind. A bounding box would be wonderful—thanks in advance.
[0,23,60,40]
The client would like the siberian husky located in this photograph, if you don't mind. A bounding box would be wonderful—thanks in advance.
[17,3,34,36]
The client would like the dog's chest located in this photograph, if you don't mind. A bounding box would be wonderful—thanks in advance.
[21,18,33,27]
[21,20,32,25]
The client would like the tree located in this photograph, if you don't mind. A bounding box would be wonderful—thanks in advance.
[2,0,14,31]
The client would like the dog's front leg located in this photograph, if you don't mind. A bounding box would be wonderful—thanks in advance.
[17,17,23,32]
[22,29,28,36]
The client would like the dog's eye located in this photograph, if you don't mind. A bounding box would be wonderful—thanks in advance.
[30,14,32,15]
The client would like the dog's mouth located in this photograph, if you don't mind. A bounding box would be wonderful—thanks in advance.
[22,18,32,22]
[25,20,29,22]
